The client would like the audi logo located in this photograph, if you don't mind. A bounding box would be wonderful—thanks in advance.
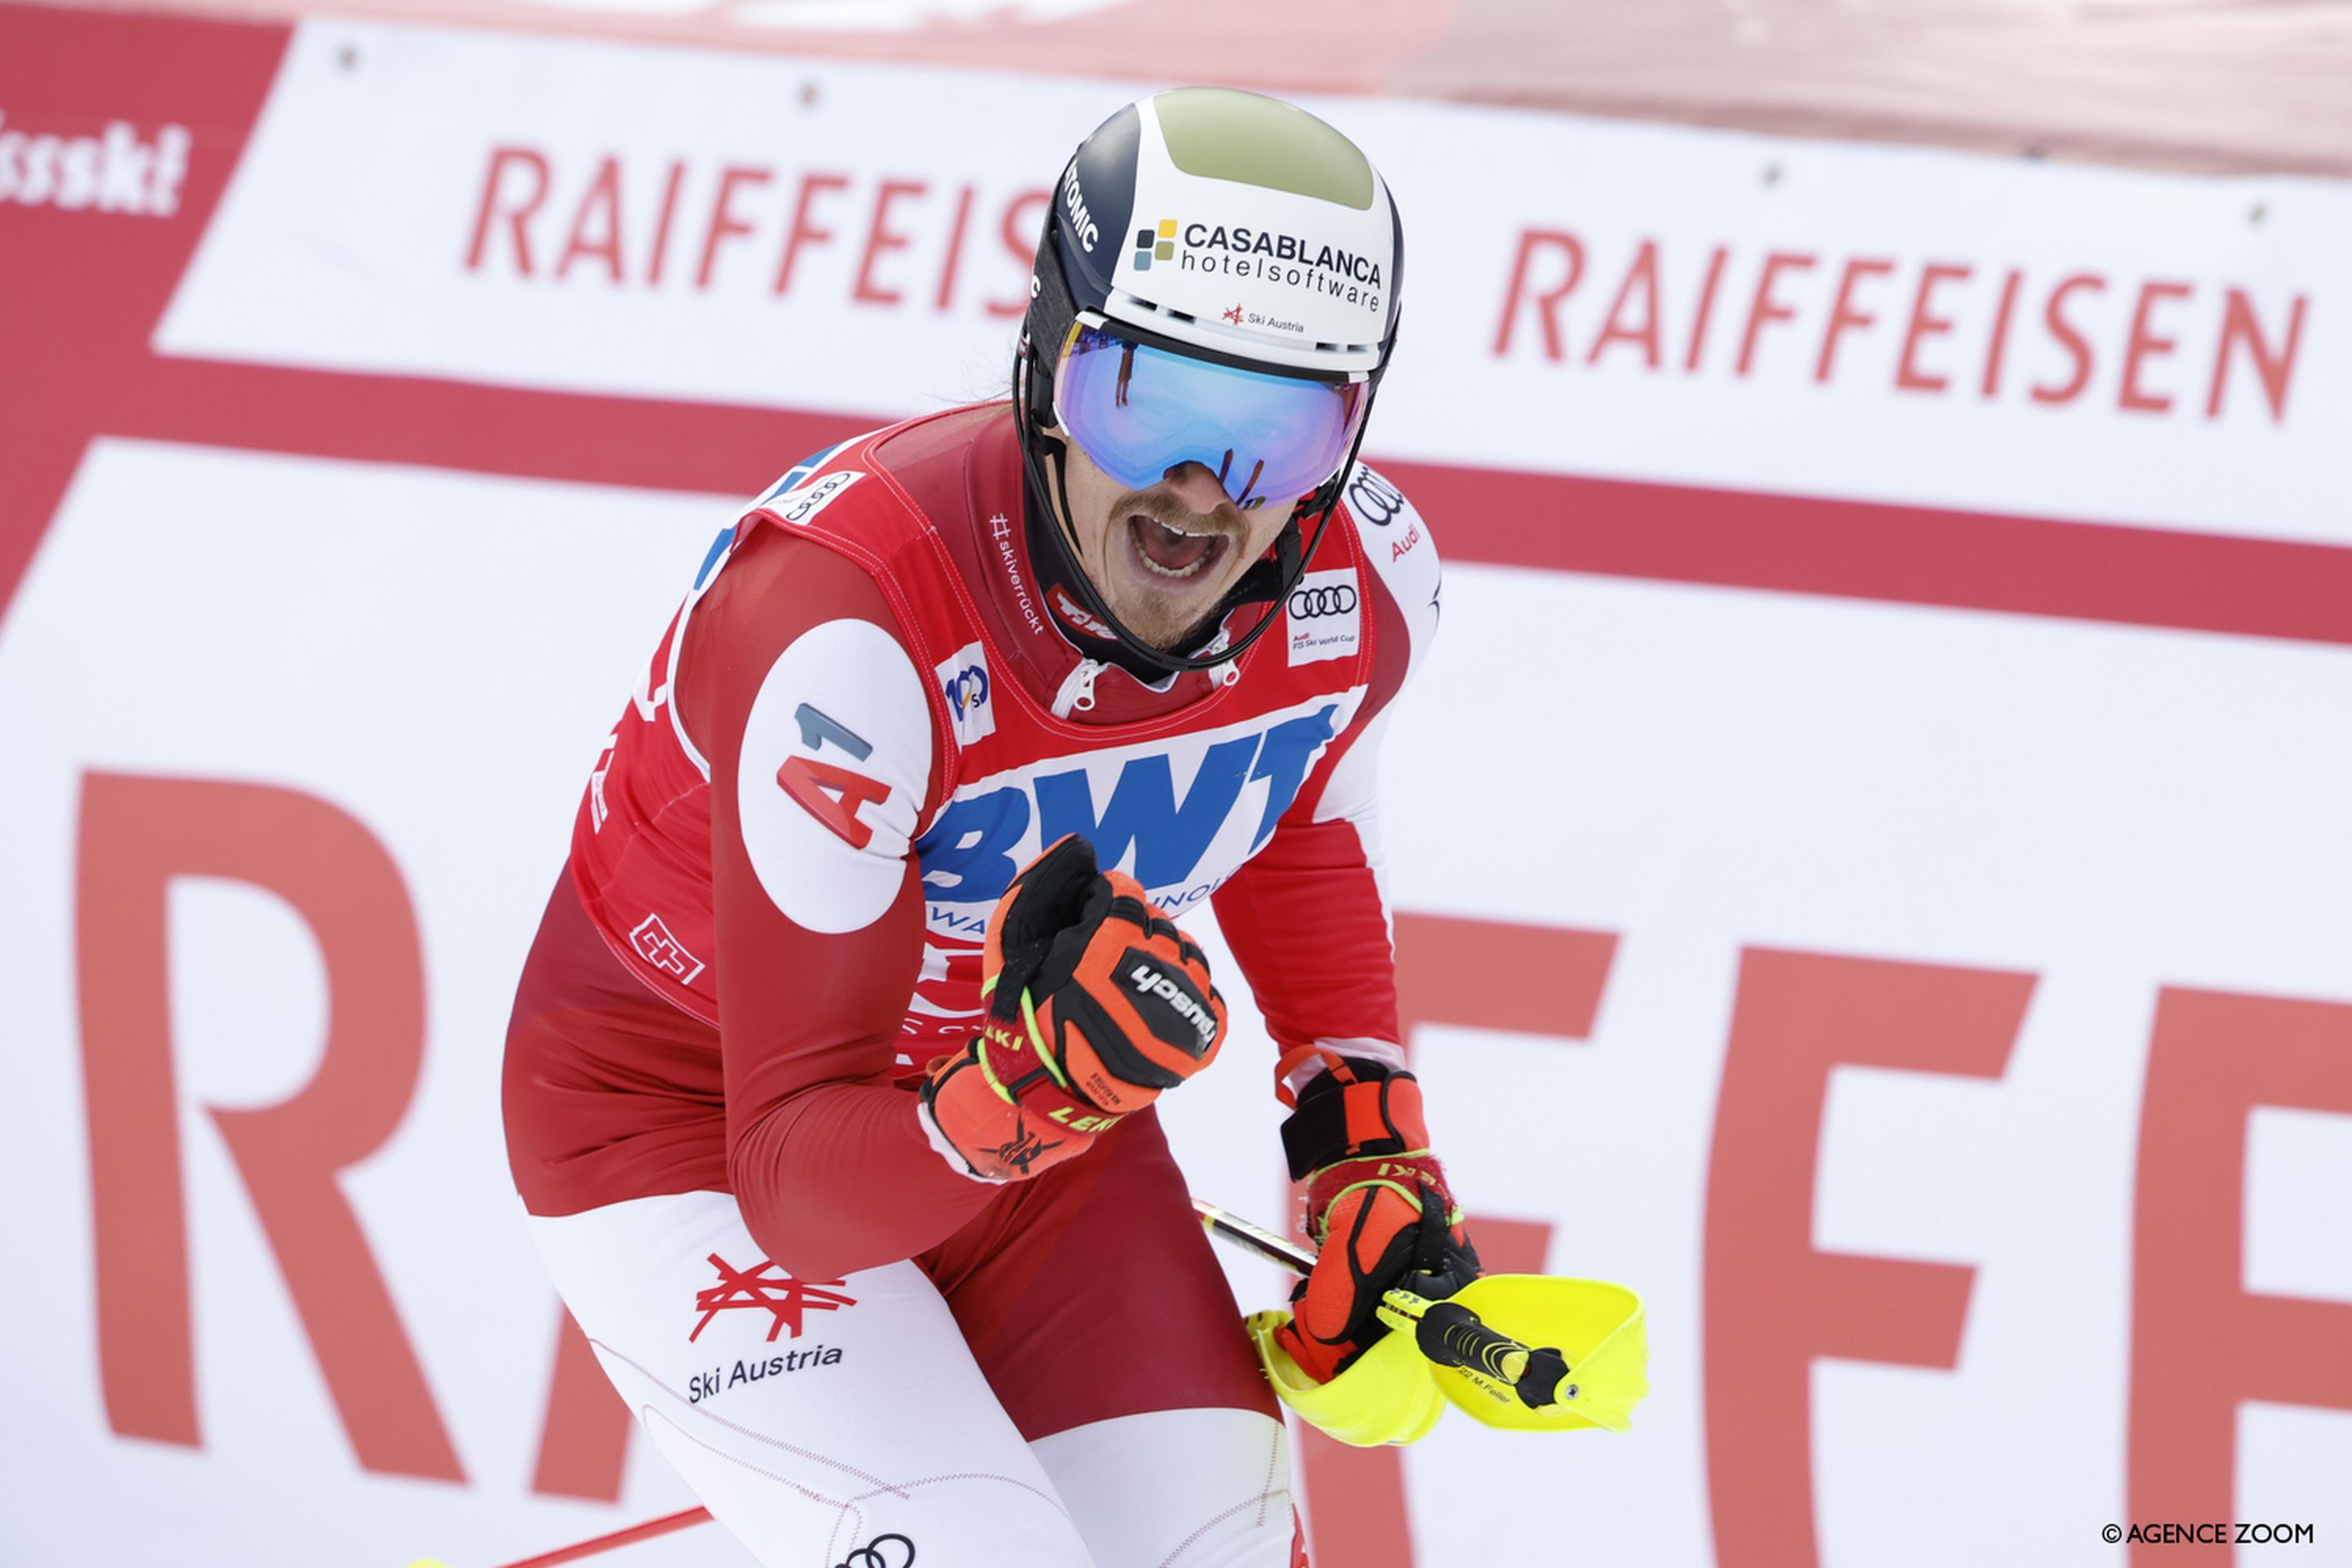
[834,1534,916,1568]
[1288,583,1358,618]
[1347,470,1406,527]
[779,471,853,523]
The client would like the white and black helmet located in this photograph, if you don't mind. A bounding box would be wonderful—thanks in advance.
[1017,87,1406,675]
[1040,88,1402,376]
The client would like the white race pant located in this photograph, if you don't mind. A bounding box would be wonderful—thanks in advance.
[529,1192,1298,1567]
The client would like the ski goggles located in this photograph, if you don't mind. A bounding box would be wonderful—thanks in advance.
[1052,321,1368,510]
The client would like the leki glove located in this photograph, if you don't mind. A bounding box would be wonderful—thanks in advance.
[1274,1056,1481,1383]
[920,834,1227,1182]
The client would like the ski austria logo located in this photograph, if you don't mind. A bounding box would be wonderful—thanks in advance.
[755,469,864,528]
[935,641,995,746]
[685,1254,854,1406]
[1286,568,1361,666]
[691,1254,856,1343]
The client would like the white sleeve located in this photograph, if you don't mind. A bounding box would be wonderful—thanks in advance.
[733,617,934,935]
[1313,462,1441,831]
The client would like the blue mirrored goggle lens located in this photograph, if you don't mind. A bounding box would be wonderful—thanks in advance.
[1054,327,1364,508]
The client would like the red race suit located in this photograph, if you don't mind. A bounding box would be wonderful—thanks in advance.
[503,402,1441,1439]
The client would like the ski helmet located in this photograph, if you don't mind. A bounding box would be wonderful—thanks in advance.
[1017,87,1405,675]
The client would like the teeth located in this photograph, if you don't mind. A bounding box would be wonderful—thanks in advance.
[1136,548,1209,580]
[1132,516,1215,580]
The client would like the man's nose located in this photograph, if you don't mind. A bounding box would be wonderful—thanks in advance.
[1160,461,1234,517]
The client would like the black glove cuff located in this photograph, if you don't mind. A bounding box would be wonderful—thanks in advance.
[1279,1058,1419,1183]
[988,834,1100,1020]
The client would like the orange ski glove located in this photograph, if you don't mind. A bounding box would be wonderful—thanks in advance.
[920,834,1227,1182]
[1274,1058,1482,1383]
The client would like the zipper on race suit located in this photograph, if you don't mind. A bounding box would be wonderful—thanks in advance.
[1052,657,1103,718]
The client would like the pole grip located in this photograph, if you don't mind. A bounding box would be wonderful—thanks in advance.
[1412,1298,1527,1383]
[1410,1299,1573,1410]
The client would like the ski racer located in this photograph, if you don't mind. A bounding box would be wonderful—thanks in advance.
[502,86,1477,1566]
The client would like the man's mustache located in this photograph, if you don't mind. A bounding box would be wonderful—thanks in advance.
[1116,484,1247,543]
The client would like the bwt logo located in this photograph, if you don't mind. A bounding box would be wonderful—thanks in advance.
[914,701,1347,919]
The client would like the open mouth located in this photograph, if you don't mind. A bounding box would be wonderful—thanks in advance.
[1127,513,1228,583]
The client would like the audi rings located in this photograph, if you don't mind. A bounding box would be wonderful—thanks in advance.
[1287,582,1358,618]
[1347,470,1406,527]
[835,1534,916,1568]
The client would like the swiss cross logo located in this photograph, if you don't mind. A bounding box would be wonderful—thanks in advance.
[691,1254,856,1343]
[629,913,704,982]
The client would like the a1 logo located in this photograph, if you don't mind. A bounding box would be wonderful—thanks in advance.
[778,702,890,850]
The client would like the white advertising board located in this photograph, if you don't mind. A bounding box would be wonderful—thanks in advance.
[155,20,2347,545]
[2,7,2347,1567]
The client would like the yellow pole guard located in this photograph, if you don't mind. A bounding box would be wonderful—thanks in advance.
[1245,1310,1447,1447]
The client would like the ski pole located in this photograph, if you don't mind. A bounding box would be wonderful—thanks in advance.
[411,1504,713,1568]
[1193,1198,1574,1410]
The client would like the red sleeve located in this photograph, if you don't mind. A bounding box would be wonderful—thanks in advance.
[1210,541,1416,1062]
[682,524,995,1281]
[1210,813,1400,1057]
